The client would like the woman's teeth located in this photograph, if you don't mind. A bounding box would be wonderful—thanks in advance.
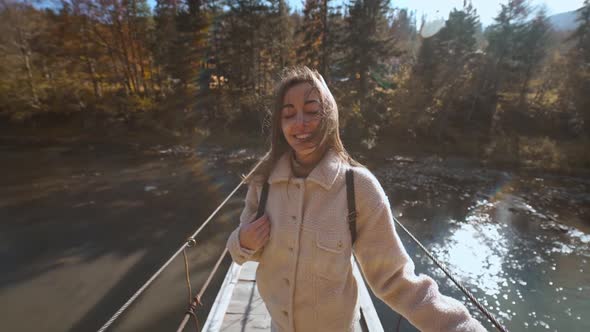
[295,133,311,140]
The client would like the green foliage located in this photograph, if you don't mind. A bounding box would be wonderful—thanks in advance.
[563,0,590,135]
[0,0,588,171]
[341,0,395,111]
[485,0,551,108]
[296,0,325,70]
[406,2,485,139]
[519,136,564,169]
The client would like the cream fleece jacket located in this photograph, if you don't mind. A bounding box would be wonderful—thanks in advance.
[226,149,487,332]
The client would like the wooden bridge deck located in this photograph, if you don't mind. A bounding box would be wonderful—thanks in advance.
[202,260,384,332]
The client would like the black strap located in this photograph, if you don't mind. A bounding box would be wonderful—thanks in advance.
[346,169,357,245]
[255,181,270,220]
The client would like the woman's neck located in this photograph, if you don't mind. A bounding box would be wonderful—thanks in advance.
[291,147,326,178]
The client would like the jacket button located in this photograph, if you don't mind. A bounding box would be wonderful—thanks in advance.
[291,215,296,221]
[284,278,290,286]
[295,183,300,189]
[288,246,294,252]
[282,310,288,316]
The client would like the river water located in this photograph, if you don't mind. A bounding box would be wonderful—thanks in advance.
[363,153,590,331]
[0,139,588,331]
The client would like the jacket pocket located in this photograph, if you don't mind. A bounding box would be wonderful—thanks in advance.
[314,232,349,280]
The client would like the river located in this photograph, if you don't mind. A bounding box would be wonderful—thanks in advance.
[0,138,588,331]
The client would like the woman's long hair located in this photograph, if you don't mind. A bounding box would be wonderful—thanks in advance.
[247,66,363,184]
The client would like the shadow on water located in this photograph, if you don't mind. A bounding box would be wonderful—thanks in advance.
[0,142,258,331]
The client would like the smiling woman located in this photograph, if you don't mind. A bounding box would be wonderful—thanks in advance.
[224,66,487,331]
[281,82,325,173]
[248,66,360,183]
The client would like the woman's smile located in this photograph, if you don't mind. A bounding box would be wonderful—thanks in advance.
[293,132,314,142]
[281,82,324,164]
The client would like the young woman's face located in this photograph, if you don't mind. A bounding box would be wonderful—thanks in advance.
[281,83,323,161]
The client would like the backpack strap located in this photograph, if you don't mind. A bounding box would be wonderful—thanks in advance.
[346,169,357,246]
[255,181,270,220]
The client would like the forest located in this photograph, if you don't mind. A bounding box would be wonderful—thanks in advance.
[1,0,589,170]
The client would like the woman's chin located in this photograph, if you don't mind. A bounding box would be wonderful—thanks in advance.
[293,143,323,160]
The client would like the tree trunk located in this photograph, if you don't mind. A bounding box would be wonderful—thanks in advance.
[87,58,102,98]
[320,0,328,80]
[359,67,368,112]
[17,27,39,107]
[519,64,534,107]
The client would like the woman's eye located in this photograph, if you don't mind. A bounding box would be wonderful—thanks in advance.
[282,109,295,118]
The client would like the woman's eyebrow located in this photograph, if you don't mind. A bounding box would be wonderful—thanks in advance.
[282,100,319,109]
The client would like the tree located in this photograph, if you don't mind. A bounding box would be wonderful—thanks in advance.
[173,0,210,94]
[296,0,330,77]
[153,0,179,96]
[515,10,551,105]
[430,2,481,138]
[342,0,395,112]
[435,3,478,68]
[482,0,556,158]
[270,0,293,69]
[408,2,482,139]
[389,8,417,64]
[563,0,590,135]
[0,0,44,114]
[207,0,278,127]
[484,0,550,106]
[485,0,531,98]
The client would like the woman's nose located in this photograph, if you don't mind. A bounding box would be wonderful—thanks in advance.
[294,111,306,126]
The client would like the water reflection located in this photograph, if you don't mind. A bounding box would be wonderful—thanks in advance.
[432,222,508,297]
[371,154,590,331]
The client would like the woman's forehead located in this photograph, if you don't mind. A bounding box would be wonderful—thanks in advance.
[283,83,320,103]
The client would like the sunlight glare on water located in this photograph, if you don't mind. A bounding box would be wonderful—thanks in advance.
[433,222,508,297]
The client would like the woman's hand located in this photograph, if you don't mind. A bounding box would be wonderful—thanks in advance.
[239,214,271,251]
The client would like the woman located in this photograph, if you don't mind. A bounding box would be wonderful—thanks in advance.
[226,66,486,332]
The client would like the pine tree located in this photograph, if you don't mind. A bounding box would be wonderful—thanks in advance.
[486,0,531,96]
[412,2,479,103]
[207,0,276,126]
[565,0,590,135]
[389,8,417,59]
[153,0,179,96]
[174,0,210,94]
[484,0,554,155]
[296,0,324,71]
[411,1,482,138]
[342,0,395,112]
[270,0,292,70]
[413,36,437,92]
[516,10,550,105]
[435,3,478,67]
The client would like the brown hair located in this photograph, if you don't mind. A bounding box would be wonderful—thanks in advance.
[247,66,363,184]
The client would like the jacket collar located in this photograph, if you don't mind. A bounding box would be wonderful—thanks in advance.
[268,148,342,190]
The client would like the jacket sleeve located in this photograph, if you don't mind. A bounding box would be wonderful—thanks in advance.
[353,169,487,332]
[226,182,264,265]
